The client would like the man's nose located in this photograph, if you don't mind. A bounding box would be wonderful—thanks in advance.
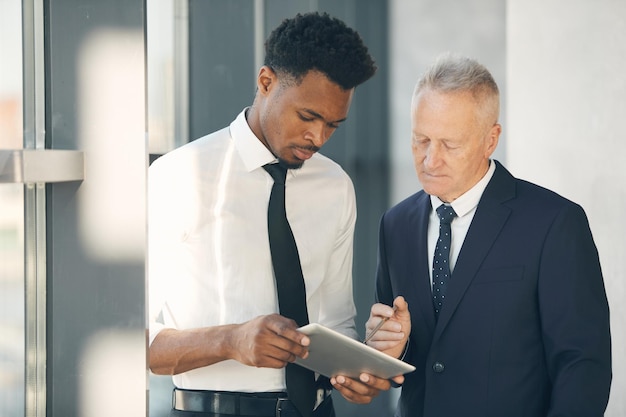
[424,143,443,168]
[307,121,331,148]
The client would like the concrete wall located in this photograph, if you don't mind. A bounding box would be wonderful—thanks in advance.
[507,1,626,415]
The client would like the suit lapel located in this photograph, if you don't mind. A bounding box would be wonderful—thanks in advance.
[409,193,437,331]
[433,161,516,336]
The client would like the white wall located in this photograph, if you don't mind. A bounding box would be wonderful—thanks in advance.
[389,0,506,205]
[507,1,626,415]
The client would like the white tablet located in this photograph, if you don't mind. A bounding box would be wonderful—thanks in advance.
[294,323,416,379]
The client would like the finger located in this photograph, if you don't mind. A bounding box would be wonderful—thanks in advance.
[265,333,309,362]
[242,317,309,365]
[369,302,396,319]
[365,316,403,337]
[330,376,380,404]
[364,329,403,351]
[260,315,310,359]
[359,373,392,391]
[267,315,311,346]
[391,375,405,386]
[392,296,410,318]
[366,305,399,335]
[336,374,388,395]
[249,333,300,367]
[242,343,295,369]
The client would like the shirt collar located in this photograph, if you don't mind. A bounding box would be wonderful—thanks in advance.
[430,160,496,217]
[230,108,277,173]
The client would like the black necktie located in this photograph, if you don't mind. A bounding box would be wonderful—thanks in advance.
[263,163,316,417]
[432,204,457,318]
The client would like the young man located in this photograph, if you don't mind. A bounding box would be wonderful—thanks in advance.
[366,54,611,417]
[149,12,401,417]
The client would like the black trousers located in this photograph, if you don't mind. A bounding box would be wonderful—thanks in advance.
[169,392,335,417]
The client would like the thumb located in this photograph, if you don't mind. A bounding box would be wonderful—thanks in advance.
[393,296,410,318]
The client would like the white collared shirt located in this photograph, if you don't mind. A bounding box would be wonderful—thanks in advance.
[148,109,357,392]
[428,160,496,286]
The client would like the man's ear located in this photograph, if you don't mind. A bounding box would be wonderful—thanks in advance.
[257,66,276,96]
[485,123,501,158]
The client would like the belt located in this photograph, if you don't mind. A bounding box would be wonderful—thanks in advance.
[172,388,332,416]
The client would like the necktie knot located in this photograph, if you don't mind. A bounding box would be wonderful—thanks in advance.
[436,204,457,225]
[263,163,287,185]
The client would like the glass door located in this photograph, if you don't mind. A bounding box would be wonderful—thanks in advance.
[2,1,95,416]
[0,0,26,415]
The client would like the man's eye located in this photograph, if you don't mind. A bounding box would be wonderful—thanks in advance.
[298,113,314,122]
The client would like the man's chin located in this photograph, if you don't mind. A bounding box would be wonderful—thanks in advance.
[278,158,304,170]
[421,183,444,199]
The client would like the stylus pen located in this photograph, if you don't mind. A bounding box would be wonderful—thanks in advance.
[363,306,397,344]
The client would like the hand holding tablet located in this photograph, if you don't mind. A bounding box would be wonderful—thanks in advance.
[293,323,415,380]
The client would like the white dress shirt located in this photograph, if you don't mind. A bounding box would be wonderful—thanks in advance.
[148,109,358,392]
[427,160,496,286]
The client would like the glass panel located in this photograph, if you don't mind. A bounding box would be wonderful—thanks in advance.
[0,184,24,417]
[0,1,25,416]
[0,0,23,150]
[147,1,181,415]
[147,0,188,157]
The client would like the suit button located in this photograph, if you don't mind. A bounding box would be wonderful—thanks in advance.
[432,362,445,373]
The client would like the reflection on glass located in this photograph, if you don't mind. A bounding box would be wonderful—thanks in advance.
[148,0,188,157]
[1,1,25,416]
[0,0,23,150]
[147,1,179,415]
[0,184,25,417]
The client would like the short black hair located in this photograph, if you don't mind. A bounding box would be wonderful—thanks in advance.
[264,12,377,90]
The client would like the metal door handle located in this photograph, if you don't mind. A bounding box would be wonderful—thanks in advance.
[0,149,84,183]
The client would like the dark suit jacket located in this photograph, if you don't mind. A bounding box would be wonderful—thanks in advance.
[376,161,611,417]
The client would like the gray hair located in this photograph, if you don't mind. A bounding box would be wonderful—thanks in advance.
[413,53,500,124]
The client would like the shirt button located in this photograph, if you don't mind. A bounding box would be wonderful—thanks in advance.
[432,362,445,373]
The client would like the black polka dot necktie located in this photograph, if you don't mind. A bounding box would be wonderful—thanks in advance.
[263,163,316,417]
[432,204,457,319]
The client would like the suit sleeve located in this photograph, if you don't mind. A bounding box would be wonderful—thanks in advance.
[539,203,611,416]
[375,212,395,306]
